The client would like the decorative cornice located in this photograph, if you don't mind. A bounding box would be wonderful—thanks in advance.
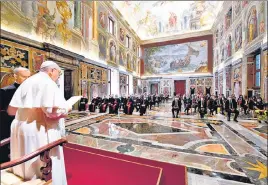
[0,29,43,49]
[244,36,263,56]
[43,43,85,61]
[82,58,110,70]
[141,30,212,45]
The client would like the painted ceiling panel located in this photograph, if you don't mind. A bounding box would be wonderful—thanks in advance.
[112,1,223,40]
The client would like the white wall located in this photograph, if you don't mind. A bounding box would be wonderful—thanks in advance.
[110,69,119,96]
[129,74,133,95]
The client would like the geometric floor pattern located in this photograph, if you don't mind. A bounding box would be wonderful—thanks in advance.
[65,102,268,185]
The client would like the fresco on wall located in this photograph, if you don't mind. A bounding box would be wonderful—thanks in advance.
[132,41,137,53]
[227,35,232,57]
[109,40,116,64]
[220,43,225,62]
[259,2,265,34]
[235,22,242,52]
[225,8,232,30]
[112,1,223,40]
[219,24,223,39]
[144,40,208,75]
[119,47,125,67]
[32,49,46,72]
[233,1,241,19]
[1,1,75,46]
[242,1,248,8]
[233,64,242,82]
[98,33,107,61]
[119,27,125,42]
[133,58,137,72]
[247,6,258,43]
[126,54,131,70]
[98,4,107,30]
[225,66,232,90]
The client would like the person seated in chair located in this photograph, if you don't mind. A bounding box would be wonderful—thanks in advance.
[140,96,148,116]
[237,95,247,115]
[207,96,215,115]
[78,95,88,111]
[191,95,198,113]
[120,95,127,110]
[124,96,134,115]
[172,95,181,118]
[148,94,153,110]
[89,96,98,112]
[155,94,160,107]
[198,95,207,118]
[135,95,141,112]
[109,96,120,114]
[99,98,109,113]
[108,94,115,105]
[225,95,239,122]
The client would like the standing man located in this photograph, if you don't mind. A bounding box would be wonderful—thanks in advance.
[7,61,73,184]
[198,95,207,118]
[172,95,181,118]
[0,67,30,163]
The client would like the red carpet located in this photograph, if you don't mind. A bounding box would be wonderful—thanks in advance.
[64,146,162,185]
[64,143,187,185]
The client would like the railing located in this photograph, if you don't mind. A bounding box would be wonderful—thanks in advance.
[0,137,67,181]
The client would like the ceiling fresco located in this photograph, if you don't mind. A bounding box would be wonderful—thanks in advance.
[112,1,223,40]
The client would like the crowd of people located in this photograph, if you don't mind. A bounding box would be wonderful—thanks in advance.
[79,93,169,116]
[171,93,268,122]
[1,62,267,185]
[79,92,268,123]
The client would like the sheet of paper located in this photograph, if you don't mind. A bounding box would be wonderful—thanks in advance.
[67,96,82,107]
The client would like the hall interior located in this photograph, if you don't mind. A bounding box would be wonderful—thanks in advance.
[0,1,267,185]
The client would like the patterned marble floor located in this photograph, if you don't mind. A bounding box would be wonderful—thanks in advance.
[65,102,267,185]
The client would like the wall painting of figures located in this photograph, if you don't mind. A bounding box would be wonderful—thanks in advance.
[143,40,208,76]
[98,33,107,61]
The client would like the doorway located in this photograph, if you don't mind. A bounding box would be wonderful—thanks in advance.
[150,83,159,94]
[64,69,73,100]
[174,80,186,96]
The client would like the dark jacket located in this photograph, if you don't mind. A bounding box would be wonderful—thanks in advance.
[0,83,20,140]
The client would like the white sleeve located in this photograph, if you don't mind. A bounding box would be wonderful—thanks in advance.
[41,107,68,119]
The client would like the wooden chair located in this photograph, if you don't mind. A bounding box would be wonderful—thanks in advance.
[0,138,67,185]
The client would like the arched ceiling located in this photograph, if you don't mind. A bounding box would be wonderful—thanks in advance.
[112,1,223,41]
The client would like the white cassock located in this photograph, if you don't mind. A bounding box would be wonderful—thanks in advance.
[9,72,68,185]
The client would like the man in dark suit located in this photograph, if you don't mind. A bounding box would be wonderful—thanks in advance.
[225,95,239,122]
[198,95,207,118]
[172,95,181,118]
[0,67,30,163]
[140,96,148,116]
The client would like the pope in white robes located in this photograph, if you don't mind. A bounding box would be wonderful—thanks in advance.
[7,61,72,185]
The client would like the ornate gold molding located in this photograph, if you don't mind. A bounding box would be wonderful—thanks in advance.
[93,1,98,41]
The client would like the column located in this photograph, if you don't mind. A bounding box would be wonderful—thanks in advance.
[129,74,133,95]
[223,68,226,97]
[241,56,248,96]
[111,69,119,96]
